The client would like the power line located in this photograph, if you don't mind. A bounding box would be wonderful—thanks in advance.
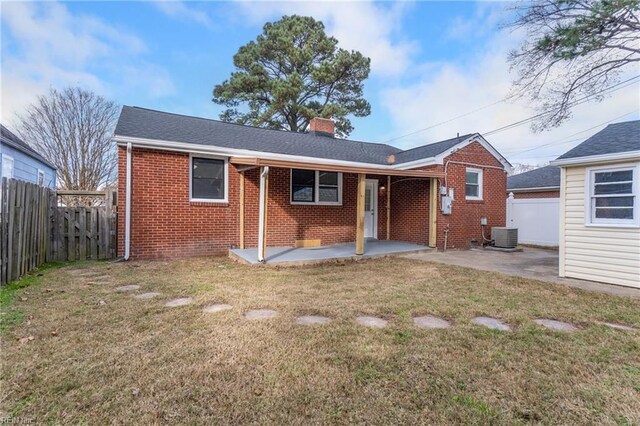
[502,109,640,156]
[482,76,640,137]
[381,74,640,144]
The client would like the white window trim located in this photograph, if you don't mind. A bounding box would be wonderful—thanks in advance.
[584,163,639,228]
[290,169,343,206]
[189,153,229,203]
[37,169,45,186]
[2,154,14,179]
[465,167,483,201]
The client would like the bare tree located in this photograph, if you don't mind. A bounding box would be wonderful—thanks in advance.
[17,87,119,195]
[506,0,640,131]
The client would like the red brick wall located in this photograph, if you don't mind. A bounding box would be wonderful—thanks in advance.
[420,141,508,249]
[118,140,507,258]
[117,147,240,259]
[510,190,560,199]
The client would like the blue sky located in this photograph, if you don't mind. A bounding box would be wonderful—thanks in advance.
[2,1,638,165]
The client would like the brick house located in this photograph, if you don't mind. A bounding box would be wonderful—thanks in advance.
[114,106,512,261]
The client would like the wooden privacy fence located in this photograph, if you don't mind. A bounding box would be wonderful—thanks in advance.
[50,190,117,262]
[0,178,117,285]
[1,178,53,285]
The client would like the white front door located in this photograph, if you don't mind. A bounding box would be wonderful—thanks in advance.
[364,180,378,239]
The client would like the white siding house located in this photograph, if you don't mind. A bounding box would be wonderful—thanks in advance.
[552,120,640,289]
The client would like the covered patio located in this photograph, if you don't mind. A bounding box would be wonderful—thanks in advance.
[230,156,444,264]
[230,239,431,266]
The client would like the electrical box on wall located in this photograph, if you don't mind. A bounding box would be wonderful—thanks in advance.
[440,186,447,195]
[441,196,452,215]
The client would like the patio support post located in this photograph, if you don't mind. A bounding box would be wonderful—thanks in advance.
[356,173,366,255]
[428,177,438,248]
[239,171,245,249]
[258,166,269,262]
[386,175,391,240]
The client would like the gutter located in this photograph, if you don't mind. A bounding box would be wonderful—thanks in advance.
[507,186,560,193]
[124,142,132,260]
[550,150,640,167]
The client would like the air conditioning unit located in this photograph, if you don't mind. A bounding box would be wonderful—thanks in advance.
[491,227,518,249]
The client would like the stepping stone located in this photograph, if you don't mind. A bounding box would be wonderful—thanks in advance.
[534,319,578,332]
[295,315,331,325]
[597,321,635,331]
[115,285,141,292]
[134,292,161,300]
[355,316,388,328]
[472,316,511,331]
[244,309,278,320]
[203,304,233,314]
[413,316,451,329]
[164,297,194,308]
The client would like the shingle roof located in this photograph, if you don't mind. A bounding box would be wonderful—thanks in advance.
[114,106,496,166]
[507,165,560,190]
[557,120,640,160]
[1,124,56,169]
[393,134,476,164]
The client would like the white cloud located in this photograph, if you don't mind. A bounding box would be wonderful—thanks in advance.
[379,12,640,166]
[232,1,417,76]
[0,2,175,123]
[152,1,212,27]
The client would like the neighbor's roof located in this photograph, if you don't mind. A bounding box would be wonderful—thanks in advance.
[114,106,508,167]
[0,124,56,170]
[507,165,560,191]
[556,120,640,160]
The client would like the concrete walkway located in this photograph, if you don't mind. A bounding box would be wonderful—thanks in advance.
[403,247,640,299]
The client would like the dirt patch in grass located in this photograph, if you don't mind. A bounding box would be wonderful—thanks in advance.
[1,257,639,424]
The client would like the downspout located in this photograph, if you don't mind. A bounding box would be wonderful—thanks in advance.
[257,166,269,263]
[124,142,132,260]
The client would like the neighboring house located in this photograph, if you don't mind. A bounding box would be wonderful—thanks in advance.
[1,124,56,189]
[113,106,512,260]
[550,120,640,289]
[507,165,560,198]
[505,166,561,246]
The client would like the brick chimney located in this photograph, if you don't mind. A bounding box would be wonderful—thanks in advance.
[309,117,335,138]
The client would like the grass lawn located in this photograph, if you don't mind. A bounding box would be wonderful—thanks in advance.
[1,257,639,424]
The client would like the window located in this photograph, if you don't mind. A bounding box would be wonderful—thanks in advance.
[37,169,45,186]
[190,156,228,202]
[1,154,14,179]
[465,168,483,200]
[291,169,342,205]
[587,165,639,227]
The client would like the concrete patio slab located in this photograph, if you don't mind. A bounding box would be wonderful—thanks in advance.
[295,315,331,325]
[355,316,388,328]
[230,239,430,266]
[534,318,578,332]
[203,304,233,314]
[244,309,278,320]
[403,247,640,299]
[413,316,451,329]
[472,316,511,331]
[165,297,194,308]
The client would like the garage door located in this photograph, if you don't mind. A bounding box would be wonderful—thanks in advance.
[506,196,559,246]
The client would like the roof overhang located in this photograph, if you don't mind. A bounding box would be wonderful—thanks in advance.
[391,134,513,173]
[114,135,444,178]
[507,186,560,193]
[1,136,57,170]
[550,150,640,167]
[230,157,444,178]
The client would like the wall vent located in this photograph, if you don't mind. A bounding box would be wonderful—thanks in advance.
[491,227,518,249]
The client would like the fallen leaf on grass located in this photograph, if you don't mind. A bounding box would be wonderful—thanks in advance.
[17,336,35,344]
[51,330,58,337]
